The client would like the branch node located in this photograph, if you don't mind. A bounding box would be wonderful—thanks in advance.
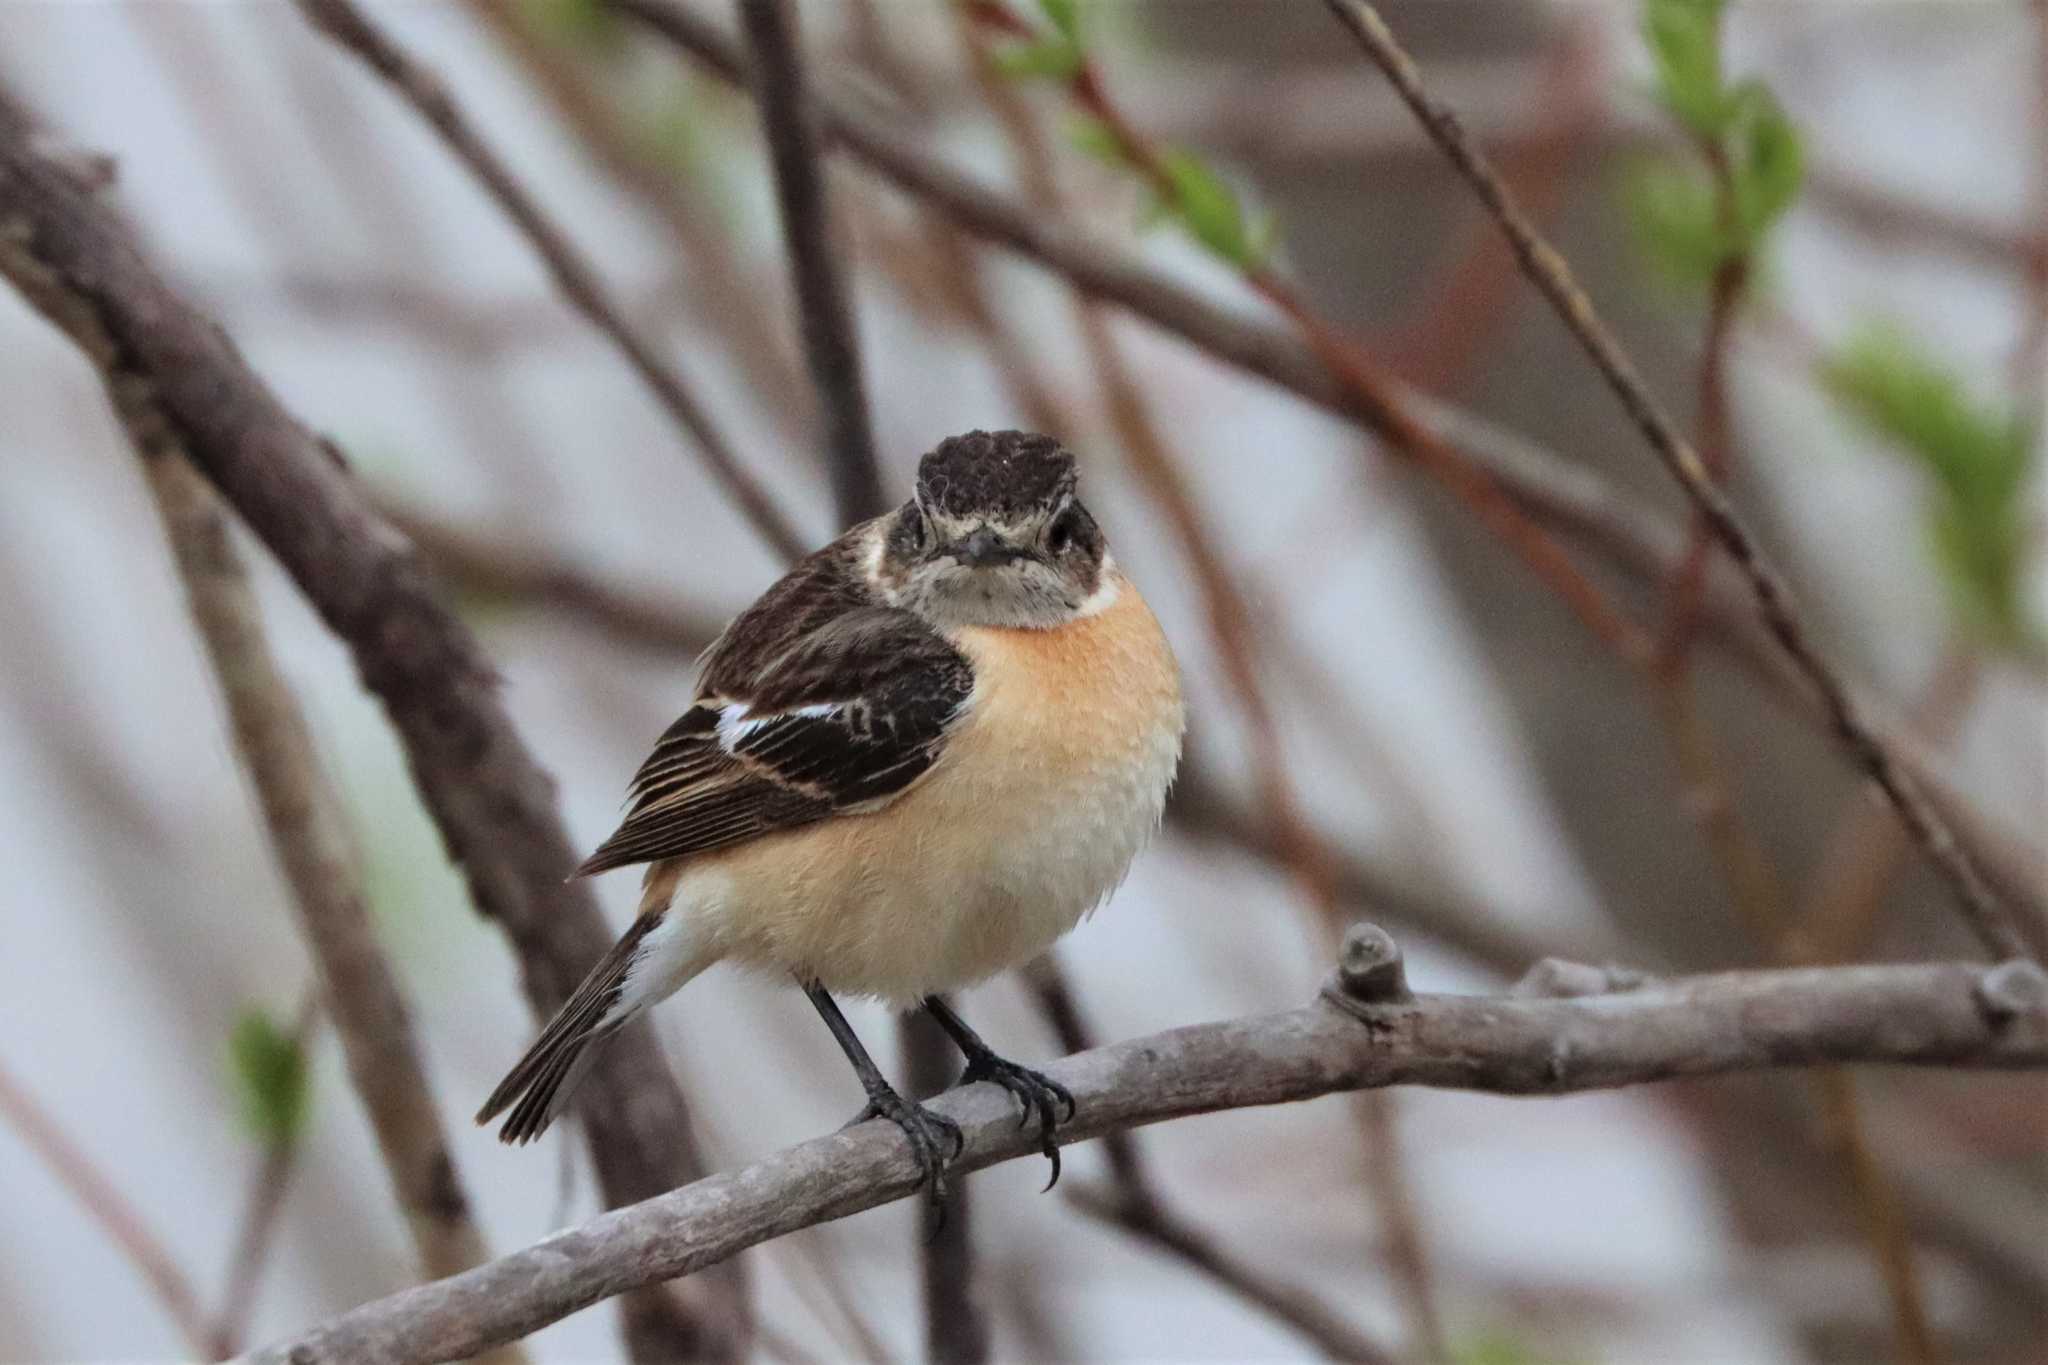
[1327,922,1411,1006]
[1975,959,2048,1023]
[1512,957,1654,999]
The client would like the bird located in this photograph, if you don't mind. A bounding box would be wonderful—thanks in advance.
[476,429,1184,1198]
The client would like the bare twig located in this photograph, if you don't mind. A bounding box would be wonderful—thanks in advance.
[211,992,320,1359]
[1654,251,1749,670]
[0,1056,214,1357]
[1353,1092,1446,1362]
[1320,0,2022,960]
[902,1009,989,1365]
[1377,14,1603,395]
[461,0,812,446]
[381,496,730,652]
[252,947,2048,1365]
[1026,964,1393,1363]
[1788,645,1985,966]
[740,0,883,520]
[292,0,808,564]
[1812,1069,1938,1364]
[0,87,747,1361]
[1064,1183,1395,1365]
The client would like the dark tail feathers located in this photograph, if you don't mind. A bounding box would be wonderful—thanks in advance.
[475,912,660,1143]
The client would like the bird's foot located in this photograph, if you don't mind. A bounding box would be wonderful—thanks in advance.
[960,1052,1074,1190]
[849,1083,964,1210]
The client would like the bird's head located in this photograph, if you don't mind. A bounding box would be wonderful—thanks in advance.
[879,430,1109,630]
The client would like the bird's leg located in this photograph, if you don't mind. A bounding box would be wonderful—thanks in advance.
[803,981,962,1205]
[922,993,1073,1189]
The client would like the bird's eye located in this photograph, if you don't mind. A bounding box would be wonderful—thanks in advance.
[1047,510,1081,554]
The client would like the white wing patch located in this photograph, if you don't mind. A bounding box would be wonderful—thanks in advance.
[714,699,846,751]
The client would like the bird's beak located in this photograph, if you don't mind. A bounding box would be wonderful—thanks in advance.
[952,526,1013,567]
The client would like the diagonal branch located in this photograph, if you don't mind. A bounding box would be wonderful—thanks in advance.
[292,0,808,564]
[0,84,748,1363]
[1027,964,1393,1363]
[250,942,2048,1365]
[1318,0,2022,961]
[0,1058,214,1358]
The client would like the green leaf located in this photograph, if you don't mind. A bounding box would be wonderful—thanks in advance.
[1825,325,2034,508]
[1038,0,1082,42]
[1154,147,1269,268]
[1622,159,1736,285]
[1450,1328,1578,1365]
[515,0,623,55]
[1723,81,1804,242]
[1642,0,1730,135]
[1065,112,1128,166]
[992,36,1083,82]
[1825,323,2040,645]
[228,1009,309,1146]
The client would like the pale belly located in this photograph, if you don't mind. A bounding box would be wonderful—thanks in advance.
[675,580,1183,1003]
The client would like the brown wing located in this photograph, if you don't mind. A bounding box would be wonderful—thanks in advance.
[576,605,973,876]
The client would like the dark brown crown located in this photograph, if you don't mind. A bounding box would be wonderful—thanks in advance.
[915,430,1076,520]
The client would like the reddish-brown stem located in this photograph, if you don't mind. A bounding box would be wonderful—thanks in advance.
[1381,16,1605,394]
[1655,253,1749,672]
[1259,273,1654,662]
[0,1057,214,1357]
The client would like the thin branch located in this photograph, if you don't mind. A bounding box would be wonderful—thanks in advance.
[380,495,730,652]
[902,1009,990,1365]
[1353,1092,1446,1363]
[0,1057,214,1358]
[1379,15,1603,395]
[1319,0,2023,961]
[1788,644,1985,966]
[211,991,321,1359]
[0,87,747,1361]
[1064,1183,1394,1365]
[251,946,2048,1365]
[1028,964,1393,1364]
[460,0,812,446]
[291,0,808,564]
[1811,1069,1938,1364]
[142,454,516,1343]
[739,0,883,521]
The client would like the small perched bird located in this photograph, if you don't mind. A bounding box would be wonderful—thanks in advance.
[478,430,1184,1196]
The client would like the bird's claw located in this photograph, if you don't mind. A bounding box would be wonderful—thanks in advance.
[851,1086,964,1220]
[961,1054,1073,1190]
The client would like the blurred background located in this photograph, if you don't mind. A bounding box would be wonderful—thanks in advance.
[0,0,2042,1361]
